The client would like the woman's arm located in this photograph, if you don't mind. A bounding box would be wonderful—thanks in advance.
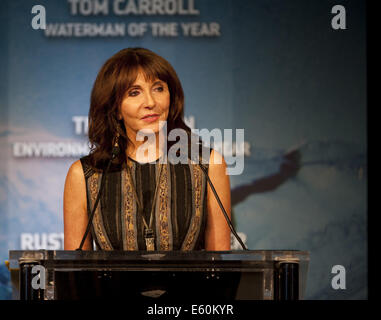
[205,149,231,251]
[63,160,92,250]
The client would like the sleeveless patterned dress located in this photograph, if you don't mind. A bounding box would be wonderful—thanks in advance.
[80,153,210,251]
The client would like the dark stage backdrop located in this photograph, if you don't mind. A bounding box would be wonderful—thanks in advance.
[0,0,367,299]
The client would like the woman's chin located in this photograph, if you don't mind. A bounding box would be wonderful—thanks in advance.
[137,124,161,135]
[140,120,167,133]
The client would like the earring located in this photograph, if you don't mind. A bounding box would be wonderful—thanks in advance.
[113,132,120,147]
[111,132,120,160]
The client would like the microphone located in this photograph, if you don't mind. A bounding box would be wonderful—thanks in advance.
[76,136,120,251]
[198,163,248,251]
[188,140,247,250]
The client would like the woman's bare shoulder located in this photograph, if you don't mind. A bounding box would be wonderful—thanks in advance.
[209,149,227,167]
[67,159,84,177]
[64,160,87,211]
[65,159,86,187]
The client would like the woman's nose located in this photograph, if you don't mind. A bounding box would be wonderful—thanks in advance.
[144,91,155,108]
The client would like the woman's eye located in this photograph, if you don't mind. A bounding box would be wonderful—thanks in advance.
[154,86,164,92]
[128,90,139,97]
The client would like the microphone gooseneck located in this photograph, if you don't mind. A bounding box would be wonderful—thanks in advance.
[76,141,120,251]
[198,163,248,251]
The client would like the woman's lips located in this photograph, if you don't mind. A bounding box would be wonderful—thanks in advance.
[141,114,160,123]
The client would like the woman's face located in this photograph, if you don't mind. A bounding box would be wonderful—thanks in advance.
[119,70,170,141]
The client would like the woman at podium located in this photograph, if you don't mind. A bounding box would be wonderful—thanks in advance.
[63,48,231,252]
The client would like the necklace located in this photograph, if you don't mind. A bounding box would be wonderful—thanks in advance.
[126,159,164,251]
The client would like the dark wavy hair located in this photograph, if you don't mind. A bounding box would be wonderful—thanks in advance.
[87,47,191,169]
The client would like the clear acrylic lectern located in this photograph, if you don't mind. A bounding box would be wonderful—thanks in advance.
[8,250,309,300]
